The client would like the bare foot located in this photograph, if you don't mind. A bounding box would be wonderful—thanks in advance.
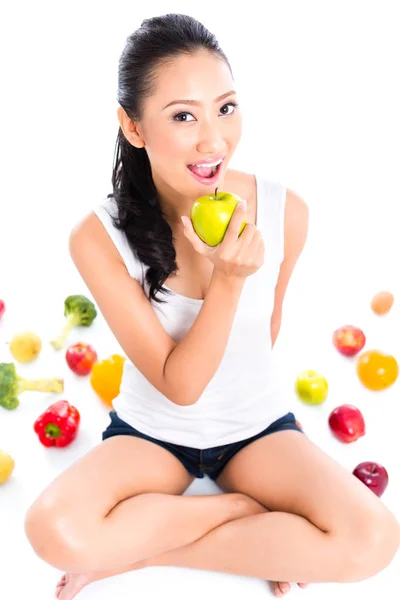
[55,560,147,600]
[233,494,309,597]
[271,581,309,596]
[55,573,93,600]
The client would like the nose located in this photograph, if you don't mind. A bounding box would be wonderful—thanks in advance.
[196,119,226,156]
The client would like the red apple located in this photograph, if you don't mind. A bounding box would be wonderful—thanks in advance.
[353,461,389,497]
[332,325,366,357]
[0,299,5,320]
[65,342,98,376]
[328,404,366,443]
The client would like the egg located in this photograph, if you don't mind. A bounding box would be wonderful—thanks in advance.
[371,291,394,315]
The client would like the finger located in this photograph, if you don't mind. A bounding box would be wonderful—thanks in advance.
[249,236,265,267]
[220,200,247,247]
[236,225,260,252]
[181,216,211,254]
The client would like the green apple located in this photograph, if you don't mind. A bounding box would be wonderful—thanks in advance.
[295,370,329,405]
[190,188,246,247]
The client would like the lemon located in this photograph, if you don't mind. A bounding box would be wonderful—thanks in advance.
[0,450,15,484]
[10,331,42,363]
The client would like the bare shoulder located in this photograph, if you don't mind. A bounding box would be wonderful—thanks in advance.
[225,170,308,251]
[69,210,123,266]
[67,209,183,405]
[285,187,309,219]
[284,187,309,258]
[69,210,103,245]
[69,210,99,248]
[269,188,309,327]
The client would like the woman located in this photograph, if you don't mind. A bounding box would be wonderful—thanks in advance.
[24,13,399,600]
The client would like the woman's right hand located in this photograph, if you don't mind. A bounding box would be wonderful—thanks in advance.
[181,199,265,280]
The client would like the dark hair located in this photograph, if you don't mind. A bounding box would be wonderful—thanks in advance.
[107,13,232,303]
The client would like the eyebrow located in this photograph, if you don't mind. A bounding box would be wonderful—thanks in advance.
[162,90,236,111]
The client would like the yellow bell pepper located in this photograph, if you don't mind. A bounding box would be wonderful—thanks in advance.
[90,354,126,407]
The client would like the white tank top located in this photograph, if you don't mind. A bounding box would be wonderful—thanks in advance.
[92,172,290,448]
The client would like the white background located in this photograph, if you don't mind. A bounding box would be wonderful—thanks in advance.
[1,1,399,598]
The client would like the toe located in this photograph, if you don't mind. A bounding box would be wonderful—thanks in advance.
[55,574,67,598]
[272,582,284,597]
[298,583,308,588]
[272,581,291,596]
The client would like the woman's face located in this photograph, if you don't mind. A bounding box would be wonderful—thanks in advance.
[137,50,243,205]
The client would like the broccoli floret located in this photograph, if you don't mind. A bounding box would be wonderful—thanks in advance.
[50,295,97,350]
[0,363,64,410]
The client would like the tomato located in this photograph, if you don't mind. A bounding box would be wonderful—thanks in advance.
[66,342,98,376]
[90,354,126,406]
[356,350,398,391]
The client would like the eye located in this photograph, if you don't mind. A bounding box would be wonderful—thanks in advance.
[173,101,239,122]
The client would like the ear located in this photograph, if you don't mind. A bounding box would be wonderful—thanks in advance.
[117,106,145,148]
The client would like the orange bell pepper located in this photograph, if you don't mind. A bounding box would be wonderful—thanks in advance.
[90,354,126,406]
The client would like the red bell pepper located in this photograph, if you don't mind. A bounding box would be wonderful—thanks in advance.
[34,400,80,447]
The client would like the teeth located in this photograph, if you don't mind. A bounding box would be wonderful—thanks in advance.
[190,158,223,168]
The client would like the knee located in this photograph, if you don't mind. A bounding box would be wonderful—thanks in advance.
[340,508,400,582]
[24,497,91,572]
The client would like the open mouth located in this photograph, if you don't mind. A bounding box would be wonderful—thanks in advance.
[187,158,224,182]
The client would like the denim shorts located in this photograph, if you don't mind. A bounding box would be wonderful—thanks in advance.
[102,410,304,481]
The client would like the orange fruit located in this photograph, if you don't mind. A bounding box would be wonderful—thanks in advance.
[356,350,398,391]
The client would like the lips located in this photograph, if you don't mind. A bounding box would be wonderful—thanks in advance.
[187,159,224,185]
[188,164,218,178]
[188,154,225,168]
[187,156,225,179]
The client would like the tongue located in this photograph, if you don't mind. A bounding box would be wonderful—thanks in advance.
[188,164,214,178]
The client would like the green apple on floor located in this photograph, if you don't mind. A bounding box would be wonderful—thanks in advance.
[295,369,329,405]
[190,188,246,247]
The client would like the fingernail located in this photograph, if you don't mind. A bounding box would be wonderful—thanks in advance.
[181,216,187,227]
[242,199,247,209]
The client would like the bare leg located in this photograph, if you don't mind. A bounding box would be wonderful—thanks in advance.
[60,503,392,598]
[55,495,399,598]
[139,509,397,583]
[49,432,399,598]
[52,493,266,600]
[55,503,309,600]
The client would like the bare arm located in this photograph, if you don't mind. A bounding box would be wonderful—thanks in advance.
[270,189,309,347]
[69,200,262,407]
[163,201,263,404]
[162,270,245,405]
